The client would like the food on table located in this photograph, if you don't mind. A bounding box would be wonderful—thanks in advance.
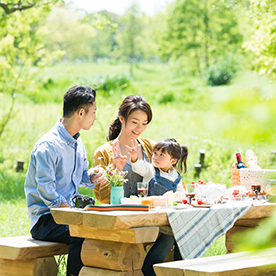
[141,198,153,208]
[246,149,261,169]
[150,196,168,207]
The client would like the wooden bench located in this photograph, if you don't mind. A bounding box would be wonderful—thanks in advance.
[153,247,276,276]
[0,236,69,276]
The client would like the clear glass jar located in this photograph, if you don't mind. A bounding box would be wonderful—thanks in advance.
[266,179,276,202]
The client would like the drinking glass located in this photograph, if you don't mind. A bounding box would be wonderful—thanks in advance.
[185,184,197,205]
[251,184,261,200]
[137,182,148,197]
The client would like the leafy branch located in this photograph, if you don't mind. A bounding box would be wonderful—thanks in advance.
[0,1,35,14]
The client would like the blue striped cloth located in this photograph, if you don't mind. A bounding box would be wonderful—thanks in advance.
[166,201,252,259]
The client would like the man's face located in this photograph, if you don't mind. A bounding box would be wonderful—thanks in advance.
[81,101,97,130]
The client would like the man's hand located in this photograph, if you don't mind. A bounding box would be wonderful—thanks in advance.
[89,167,107,185]
[59,202,70,208]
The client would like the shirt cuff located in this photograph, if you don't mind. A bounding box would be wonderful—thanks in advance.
[49,196,67,208]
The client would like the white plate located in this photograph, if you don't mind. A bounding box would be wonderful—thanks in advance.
[171,204,190,209]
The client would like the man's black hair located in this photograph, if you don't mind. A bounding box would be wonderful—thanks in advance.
[63,85,96,117]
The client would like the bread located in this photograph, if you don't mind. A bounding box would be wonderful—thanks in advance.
[246,149,261,169]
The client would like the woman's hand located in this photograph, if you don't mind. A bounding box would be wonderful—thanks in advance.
[125,139,140,163]
[89,166,107,185]
[112,140,127,171]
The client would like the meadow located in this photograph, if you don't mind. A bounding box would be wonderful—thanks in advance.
[1,61,275,274]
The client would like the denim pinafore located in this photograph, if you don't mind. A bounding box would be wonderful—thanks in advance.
[123,148,150,197]
[148,167,182,196]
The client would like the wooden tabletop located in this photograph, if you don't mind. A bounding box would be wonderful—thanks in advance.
[51,202,276,230]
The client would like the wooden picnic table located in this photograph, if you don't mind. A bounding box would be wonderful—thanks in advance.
[51,202,276,275]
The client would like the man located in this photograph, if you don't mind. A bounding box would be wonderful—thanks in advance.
[24,85,107,276]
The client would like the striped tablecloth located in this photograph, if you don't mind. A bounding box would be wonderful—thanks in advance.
[166,201,252,259]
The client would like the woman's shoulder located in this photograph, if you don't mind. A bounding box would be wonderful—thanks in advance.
[138,137,156,161]
[93,141,114,167]
[94,141,113,153]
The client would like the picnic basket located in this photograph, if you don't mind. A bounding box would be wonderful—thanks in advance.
[231,168,276,191]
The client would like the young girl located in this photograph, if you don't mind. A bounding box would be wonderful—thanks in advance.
[127,138,188,196]
[127,138,188,276]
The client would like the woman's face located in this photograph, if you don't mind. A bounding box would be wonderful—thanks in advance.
[119,109,148,140]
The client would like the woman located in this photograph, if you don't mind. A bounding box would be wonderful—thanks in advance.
[93,95,183,275]
[93,95,155,204]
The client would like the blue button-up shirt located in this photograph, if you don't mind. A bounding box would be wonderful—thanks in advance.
[24,119,95,230]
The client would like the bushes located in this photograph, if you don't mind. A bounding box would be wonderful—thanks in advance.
[207,57,238,86]
[92,72,131,96]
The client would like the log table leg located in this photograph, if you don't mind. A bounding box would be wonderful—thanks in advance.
[225,217,267,253]
[80,239,144,274]
[70,225,159,276]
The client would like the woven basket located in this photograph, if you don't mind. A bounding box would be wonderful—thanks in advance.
[231,168,276,191]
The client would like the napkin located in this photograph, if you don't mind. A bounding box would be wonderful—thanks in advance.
[197,184,226,203]
[166,201,252,260]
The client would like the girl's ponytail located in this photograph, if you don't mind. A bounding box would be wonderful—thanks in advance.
[178,144,188,173]
[107,118,121,141]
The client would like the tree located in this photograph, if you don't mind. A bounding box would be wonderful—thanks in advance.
[242,0,276,77]
[0,0,62,137]
[115,3,142,75]
[160,0,243,76]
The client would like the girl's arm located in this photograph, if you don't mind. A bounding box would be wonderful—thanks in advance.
[126,139,154,181]
[131,159,155,182]
[176,180,185,193]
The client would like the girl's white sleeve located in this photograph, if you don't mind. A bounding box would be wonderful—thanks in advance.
[131,159,155,183]
[176,179,185,193]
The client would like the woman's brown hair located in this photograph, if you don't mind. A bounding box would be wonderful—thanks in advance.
[107,95,152,141]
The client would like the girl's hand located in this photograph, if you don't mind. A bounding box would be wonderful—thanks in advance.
[112,140,127,171]
[125,139,140,163]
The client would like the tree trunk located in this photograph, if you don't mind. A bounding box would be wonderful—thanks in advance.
[203,0,209,69]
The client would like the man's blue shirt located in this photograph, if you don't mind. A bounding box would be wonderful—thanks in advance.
[24,119,94,230]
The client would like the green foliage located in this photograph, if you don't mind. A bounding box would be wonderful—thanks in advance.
[162,0,243,75]
[43,7,107,60]
[0,1,63,137]
[234,210,276,251]
[92,72,131,96]
[207,56,238,86]
[158,92,175,104]
[242,0,276,77]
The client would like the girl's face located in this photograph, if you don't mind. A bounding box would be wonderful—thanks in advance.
[152,149,177,172]
[119,110,148,140]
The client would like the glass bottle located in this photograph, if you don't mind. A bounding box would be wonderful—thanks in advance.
[236,153,246,169]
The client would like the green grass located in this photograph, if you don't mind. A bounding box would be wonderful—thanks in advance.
[0,200,29,237]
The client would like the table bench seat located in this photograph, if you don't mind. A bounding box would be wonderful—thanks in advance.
[0,235,69,276]
[154,247,276,276]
